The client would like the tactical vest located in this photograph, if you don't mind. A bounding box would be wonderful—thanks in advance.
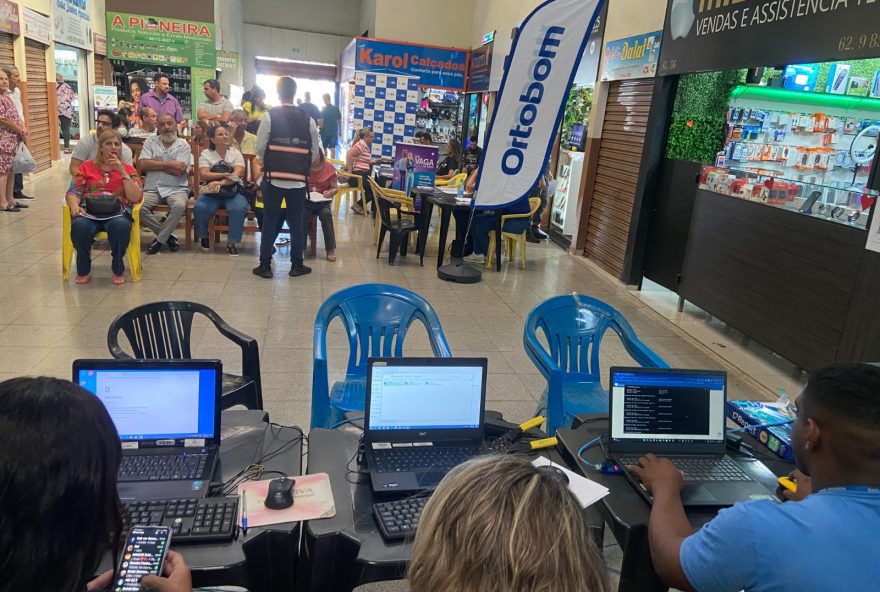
[263,106,312,182]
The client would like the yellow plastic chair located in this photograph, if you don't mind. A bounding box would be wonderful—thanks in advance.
[485,197,542,270]
[435,172,468,188]
[334,170,367,217]
[62,203,144,282]
[329,158,345,169]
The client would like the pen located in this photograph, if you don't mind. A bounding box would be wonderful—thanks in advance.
[241,490,248,536]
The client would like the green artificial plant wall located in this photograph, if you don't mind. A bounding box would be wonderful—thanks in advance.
[562,85,592,147]
[665,70,745,164]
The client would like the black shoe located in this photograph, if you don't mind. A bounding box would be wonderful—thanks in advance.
[146,239,163,255]
[531,227,549,240]
[14,192,33,200]
[200,238,210,251]
[526,234,541,244]
[167,235,180,252]
[12,202,27,208]
[252,264,273,278]
[227,243,239,257]
[289,263,312,277]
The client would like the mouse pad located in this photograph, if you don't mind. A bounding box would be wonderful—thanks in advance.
[237,473,336,527]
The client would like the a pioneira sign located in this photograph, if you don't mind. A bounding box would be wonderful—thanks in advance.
[660,0,880,75]
[475,0,604,209]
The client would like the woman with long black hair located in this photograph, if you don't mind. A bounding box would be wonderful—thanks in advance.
[0,377,191,592]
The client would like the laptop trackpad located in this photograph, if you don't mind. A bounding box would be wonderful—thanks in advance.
[681,484,719,505]
[416,470,446,487]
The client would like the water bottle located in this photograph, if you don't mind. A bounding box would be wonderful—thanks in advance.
[457,181,464,200]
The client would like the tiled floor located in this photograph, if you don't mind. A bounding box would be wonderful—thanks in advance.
[5,162,774,591]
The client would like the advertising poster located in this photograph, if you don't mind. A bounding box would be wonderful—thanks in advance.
[23,7,50,45]
[106,12,216,69]
[602,31,662,81]
[661,0,880,75]
[93,85,117,112]
[392,143,437,194]
[190,67,215,119]
[53,0,91,50]
[356,38,468,91]
[467,41,492,92]
[94,32,106,55]
[0,1,20,36]
[216,50,239,72]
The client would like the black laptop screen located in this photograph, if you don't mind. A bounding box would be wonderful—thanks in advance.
[76,366,218,442]
[610,369,726,446]
[368,363,483,430]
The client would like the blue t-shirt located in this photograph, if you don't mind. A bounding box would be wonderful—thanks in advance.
[680,488,880,592]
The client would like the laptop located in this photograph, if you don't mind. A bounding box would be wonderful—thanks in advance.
[73,359,223,502]
[364,357,489,494]
[608,367,773,507]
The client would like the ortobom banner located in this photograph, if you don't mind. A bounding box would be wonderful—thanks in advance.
[661,0,880,75]
[355,38,468,91]
[475,0,604,210]
[106,11,216,70]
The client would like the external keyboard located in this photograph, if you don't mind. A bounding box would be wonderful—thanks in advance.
[373,496,430,541]
[617,456,752,482]
[124,497,238,543]
[119,453,208,482]
[373,445,483,472]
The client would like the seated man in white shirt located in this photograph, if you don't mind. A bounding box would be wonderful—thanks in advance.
[69,110,133,176]
[127,107,158,139]
[138,113,192,254]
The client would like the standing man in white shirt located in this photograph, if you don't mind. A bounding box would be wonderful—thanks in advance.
[2,66,31,201]
[252,76,320,279]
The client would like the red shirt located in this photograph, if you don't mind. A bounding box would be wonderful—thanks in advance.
[68,160,142,204]
[308,161,338,193]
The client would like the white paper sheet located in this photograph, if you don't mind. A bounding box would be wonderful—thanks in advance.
[309,191,333,203]
[532,457,609,509]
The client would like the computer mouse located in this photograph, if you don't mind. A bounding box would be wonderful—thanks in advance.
[537,465,569,485]
[264,477,295,510]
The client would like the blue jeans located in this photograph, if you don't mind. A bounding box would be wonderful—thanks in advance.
[471,213,529,255]
[70,215,132,276]
[193,193,249,244]
[259,181,306,266]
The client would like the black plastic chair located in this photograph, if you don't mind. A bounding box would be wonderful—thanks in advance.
[107,301,263,410]
[374,185,422,266]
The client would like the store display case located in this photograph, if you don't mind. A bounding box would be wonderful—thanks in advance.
[111,61,194,119]
[416,88,464,146]
[699,164,877,230]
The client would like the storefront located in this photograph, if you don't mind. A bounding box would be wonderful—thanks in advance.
[53,0,94,140]
[23,7,52,172]
[338,37,468,158]
[106,11,217,122]
[548,2,607,248]
[464,37,492,154]
[636,0,880,371]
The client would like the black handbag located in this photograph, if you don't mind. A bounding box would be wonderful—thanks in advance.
[82,192,123,217]
[201,160,240,199]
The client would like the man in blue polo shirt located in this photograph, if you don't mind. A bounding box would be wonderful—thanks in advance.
[629,363,880,592]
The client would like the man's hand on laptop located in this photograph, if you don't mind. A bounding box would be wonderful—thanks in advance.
[628,454,684,497]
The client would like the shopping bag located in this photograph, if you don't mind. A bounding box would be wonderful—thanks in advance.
[12,143,35,174]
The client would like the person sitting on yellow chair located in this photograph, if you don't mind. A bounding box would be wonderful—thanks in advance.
[65,130,143,286]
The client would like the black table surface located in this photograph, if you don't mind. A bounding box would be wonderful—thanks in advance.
[556,416,795,592]
[100,410,304,591]
[300,412,604,592]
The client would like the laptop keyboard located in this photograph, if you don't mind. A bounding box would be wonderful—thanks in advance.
[124,497,238,543]
[617,456,752,482]
[119,453,208,482]
[374,496,429,541]
[373,446,483,473]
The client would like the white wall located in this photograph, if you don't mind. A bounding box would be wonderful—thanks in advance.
[359,0,376,36]
[372,0,473,49]
[470,0,536,48]
[216,0,244,88]
[242,0,362,36]
[241,23,352,88]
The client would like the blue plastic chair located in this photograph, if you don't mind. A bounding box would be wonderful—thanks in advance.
[311,283,453,429]
[524,293,669,435]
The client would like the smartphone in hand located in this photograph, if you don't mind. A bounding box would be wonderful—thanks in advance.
[112,525,171,591]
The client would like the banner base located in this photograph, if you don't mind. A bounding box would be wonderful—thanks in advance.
[438,261,483,284]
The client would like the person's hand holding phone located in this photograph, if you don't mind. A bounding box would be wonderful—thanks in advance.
[140,550,192,592]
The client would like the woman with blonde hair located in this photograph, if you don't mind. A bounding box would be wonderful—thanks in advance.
[344,127,380,215]
[408,455,609,592]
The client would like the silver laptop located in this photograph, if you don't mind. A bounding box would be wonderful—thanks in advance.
[608,367,773,507]
[364,357,488,494]
[73,359,223,501]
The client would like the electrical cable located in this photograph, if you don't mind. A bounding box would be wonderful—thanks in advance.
[577,433,608,471]
[330,416,364,430]
[215,422,307,496]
